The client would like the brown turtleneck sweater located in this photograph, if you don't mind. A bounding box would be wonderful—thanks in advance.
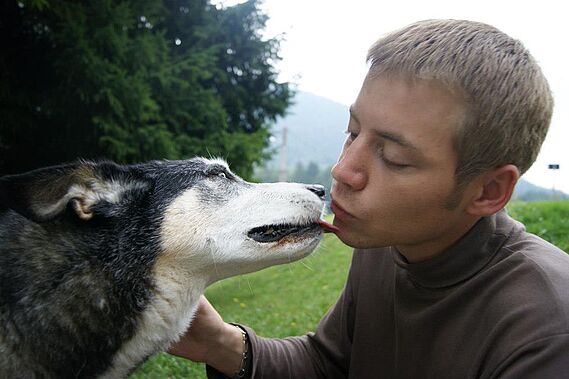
[208,210,569,378]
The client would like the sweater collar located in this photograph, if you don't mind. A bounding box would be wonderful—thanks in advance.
[391,209,522,289]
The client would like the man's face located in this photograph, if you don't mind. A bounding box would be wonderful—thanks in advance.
[330,74,477,260]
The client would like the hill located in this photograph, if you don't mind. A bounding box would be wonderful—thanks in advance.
[261,91,566,201]
[513,178,568,201]
[266,91,349,167]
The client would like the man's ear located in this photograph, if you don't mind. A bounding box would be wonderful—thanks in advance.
[466,164,520,217]
[0,161,151,222]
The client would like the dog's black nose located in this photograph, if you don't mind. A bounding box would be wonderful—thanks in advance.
[306,184,326,199]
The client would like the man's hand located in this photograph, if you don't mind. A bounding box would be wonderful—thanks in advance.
[168,296,245,376]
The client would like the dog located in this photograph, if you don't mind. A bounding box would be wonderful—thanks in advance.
[0,157,337,378]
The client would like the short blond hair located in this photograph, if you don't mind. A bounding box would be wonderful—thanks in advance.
[367,19,553,186]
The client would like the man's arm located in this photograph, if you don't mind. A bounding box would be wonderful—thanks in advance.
[168,296,246,377]
[169,254,359,378]
[170,284,354,378]
[489,333,569,379]
[236,280,354,378]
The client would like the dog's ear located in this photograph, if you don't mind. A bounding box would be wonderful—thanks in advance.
[0,161,152,222]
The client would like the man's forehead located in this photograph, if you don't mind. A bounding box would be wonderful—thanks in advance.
[354,76,464,141]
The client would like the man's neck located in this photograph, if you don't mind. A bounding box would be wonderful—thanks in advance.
[396,216,481,263]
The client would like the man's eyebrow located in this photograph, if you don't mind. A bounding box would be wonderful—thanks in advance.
[349,105,420,151]
[376,130,419,151]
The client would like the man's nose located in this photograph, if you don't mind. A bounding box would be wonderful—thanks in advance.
[331,143,368,191]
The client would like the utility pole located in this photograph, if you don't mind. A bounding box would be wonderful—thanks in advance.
[278,124,288,182]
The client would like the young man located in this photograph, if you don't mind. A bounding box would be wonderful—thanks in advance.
[169,20,569,378]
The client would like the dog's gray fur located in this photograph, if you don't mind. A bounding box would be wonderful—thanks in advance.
[0,158,326,378]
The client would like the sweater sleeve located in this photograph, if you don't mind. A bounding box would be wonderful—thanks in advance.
[206,252,359,379]
[489,333,569,379]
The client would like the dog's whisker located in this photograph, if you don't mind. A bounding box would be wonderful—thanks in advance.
[210,247,221,278]
[246,278,254,296]
[287,253,294,274]
[205,147,214,160]
[300,260,314,271]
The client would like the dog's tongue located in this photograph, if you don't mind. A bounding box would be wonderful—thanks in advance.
[318,219,340,234]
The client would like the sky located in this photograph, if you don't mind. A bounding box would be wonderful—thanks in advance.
[216,0,568,193]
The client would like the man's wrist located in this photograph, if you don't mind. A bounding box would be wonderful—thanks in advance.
[206,322,247,376]
[230,325,249,378]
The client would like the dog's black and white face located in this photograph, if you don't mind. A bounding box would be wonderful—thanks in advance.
[158,158,328,283]
[0,157,333,378]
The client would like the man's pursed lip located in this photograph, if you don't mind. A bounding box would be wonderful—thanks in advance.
[330,198,356,220]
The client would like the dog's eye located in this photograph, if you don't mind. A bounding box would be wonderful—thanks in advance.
[217,172,227,179]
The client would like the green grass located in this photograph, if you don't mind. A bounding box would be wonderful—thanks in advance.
[132,201,569,378]
[507,200,569,252]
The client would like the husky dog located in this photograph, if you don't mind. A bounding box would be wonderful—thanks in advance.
[0,158,336,378]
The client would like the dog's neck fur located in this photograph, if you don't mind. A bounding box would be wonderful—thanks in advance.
[100,261,207,378]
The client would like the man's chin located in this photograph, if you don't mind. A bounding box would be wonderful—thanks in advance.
[334,229,380,249]
[332,216,387,249]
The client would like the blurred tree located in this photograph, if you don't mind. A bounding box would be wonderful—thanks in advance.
[291,161,323,183]
[0,0,291,179]
[291,161,305,182]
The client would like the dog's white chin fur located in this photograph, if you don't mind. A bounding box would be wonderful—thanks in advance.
[101,181,325,378]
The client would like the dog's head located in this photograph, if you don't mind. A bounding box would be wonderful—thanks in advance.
[154,158,330,282]
[0,158,331,283]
